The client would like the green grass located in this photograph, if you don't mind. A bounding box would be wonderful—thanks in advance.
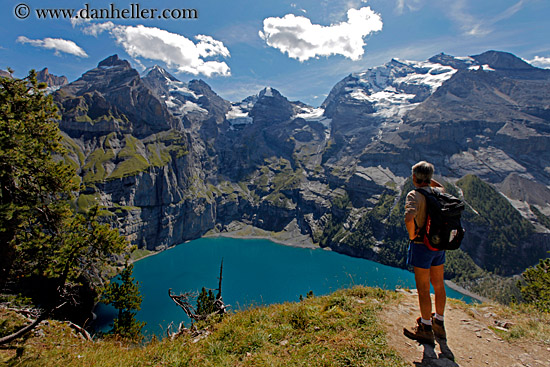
[62,135,86,166]
[78,131,189,184]
[146,143,171,167]
[3,286,550,366]
[109,156,149,180]
[130,248,153,261]
[467,301,550,344]
[1,287,408,367]
[76,193,100,213]
[82,147,115,183]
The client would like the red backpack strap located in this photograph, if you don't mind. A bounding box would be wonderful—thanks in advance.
[422,215,439,251]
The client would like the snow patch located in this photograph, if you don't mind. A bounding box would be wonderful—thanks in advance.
[468,64,495,71]
[295,106,332,129]
[346,59,458,120]
[263,87,274,97]
[167,81,199,100]
[392,62,456,92]
[165,96,178,109]
[181,101,207,114]
[226,105,253,125]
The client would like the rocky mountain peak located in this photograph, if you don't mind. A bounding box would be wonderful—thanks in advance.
[63,55,139,95]
[250,87,293,123]
[472,50,534,71]
[145,65,178,82]
[258,87,284,100]
[97,54,132,69]
[187,79,230,117]
[188,79,215,95]
[36,67,68,88]
[322,55,459,125]
[54,55,178,137]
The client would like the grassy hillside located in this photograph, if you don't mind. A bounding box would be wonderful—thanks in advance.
[2,286,548,366]
[62,130,189,187]
[2,287,408,367]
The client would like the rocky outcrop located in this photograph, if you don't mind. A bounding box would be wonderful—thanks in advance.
[55,55,179,138]
[36,67,68,88]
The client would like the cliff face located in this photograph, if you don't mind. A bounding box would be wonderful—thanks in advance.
[54,52,550,275]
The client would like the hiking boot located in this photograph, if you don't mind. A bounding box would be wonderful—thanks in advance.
[403,317,435,345]
[432,314,447,339]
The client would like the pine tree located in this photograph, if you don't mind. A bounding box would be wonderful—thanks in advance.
[0,69,76,287]
[520,257,550,313]
[0,71,128,344]
[102,263,145,340]
[196,287,216,315]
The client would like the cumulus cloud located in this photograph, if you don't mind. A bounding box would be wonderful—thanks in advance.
[73,21,230,77]
[109,25,230,77]
[528,56,550,69]
[259,6,383,62]
[16,36,88,57]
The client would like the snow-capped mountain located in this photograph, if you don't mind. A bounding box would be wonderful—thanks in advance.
[143,65,208,118]
[227,87,331,131]
[322,53,497,124]
[225,95,257,127]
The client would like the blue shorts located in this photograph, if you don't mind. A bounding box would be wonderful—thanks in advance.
[407,242,445,269]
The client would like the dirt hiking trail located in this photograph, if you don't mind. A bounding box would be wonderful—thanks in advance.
[381,289,550,367]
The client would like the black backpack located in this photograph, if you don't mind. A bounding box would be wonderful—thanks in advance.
[415,188,465,250]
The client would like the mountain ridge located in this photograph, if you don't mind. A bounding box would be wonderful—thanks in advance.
[39,50,550,297]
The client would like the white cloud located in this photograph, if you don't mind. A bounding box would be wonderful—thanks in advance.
[441,0,488,36]
[492,0,525,23]
[72,21,231,77]
[528,56,550,69]
[259,7,383,62]
[16,36,88,57]
[439,0,526,37]
[70,11,115,37]
[109,25,230,77]
[82,21,115,37]
[395,0,425,15]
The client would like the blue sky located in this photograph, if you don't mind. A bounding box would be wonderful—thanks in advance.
[2,0,549,106]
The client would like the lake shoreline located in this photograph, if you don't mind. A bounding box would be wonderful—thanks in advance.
[131,221,319,264]
[131,222,486,304]
[444,280,490,303]
[203,221,319,250]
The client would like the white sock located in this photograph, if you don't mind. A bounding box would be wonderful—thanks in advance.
[434,313,444,322]
[421,317,432,326]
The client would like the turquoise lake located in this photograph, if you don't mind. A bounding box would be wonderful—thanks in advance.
[95,237,474,337]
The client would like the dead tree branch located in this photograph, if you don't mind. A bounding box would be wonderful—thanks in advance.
[167,259,228,339]
[0,309,49,345]
[66,321,93,341]
[0,302,65,345]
